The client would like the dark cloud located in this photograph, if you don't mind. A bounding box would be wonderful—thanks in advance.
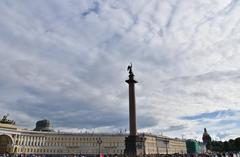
[81,1,100,17]
[163,125,187,132]
[138,115,158,128]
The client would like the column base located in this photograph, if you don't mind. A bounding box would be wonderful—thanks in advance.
[125,135,144,157]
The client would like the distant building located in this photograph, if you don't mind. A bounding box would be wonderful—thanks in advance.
[33,119,54,132]
[186,139,201,155]
[0,118,187,156]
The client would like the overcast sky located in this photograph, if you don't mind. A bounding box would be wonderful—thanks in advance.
[1,0,240,141]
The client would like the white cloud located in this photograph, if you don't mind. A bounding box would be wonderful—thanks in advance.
[0,0,240,140]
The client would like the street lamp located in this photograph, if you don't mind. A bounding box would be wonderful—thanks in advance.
[97,137,102,156]
[164,140,169,155]
[143,137,146,157]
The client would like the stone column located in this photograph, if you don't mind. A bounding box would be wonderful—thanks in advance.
[126,73,137,136]
[125,65,143,157]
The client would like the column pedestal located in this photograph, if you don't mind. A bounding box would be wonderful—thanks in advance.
[125,135,144,157]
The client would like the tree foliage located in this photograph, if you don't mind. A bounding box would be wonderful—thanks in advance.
[210,137,240,152]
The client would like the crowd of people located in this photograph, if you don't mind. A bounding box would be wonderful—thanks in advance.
[1,153,240,157]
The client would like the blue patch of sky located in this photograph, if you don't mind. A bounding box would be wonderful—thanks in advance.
[218,120,240,127]
[181,109,238,120]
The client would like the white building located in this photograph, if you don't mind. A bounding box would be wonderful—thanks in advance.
[0,119,186,156]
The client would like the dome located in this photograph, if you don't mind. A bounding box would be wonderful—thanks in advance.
[33,119,54,132]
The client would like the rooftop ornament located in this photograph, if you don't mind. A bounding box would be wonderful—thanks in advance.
[0,114,16,125]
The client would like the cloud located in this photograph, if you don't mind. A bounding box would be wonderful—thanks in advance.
[181,109,237,120]
[0,0,240,140]
[81,1,100,17]
[163,125,187,132]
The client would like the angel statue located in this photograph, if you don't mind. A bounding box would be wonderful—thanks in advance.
[127,63,133,75]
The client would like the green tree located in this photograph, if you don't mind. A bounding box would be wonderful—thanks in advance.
[210,141,224,152]
[206,137,240,152]
[228,139,236,151]
[224,141,229,152]
[235,138,240,151]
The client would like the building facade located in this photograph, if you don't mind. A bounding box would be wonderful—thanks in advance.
[0,121,187,156]
[186,140,201,155]
[141,134,187,155]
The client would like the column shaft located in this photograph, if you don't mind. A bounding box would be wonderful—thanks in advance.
[128,82,136,136]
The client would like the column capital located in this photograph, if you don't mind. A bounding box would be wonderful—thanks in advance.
[125,74,138,84]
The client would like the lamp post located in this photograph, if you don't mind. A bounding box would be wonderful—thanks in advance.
[97,137,102,157]
[166,142,168,155]
[164,140,169,155]
[143,137,146,157]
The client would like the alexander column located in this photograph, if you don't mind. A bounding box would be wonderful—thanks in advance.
[125,64,142,157]
[126,64,137,136]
